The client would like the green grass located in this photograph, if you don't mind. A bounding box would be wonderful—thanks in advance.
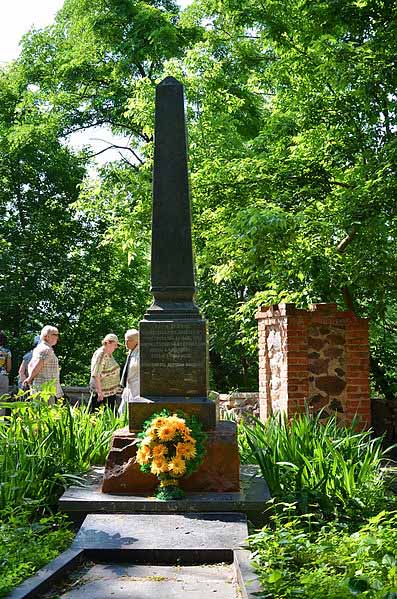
[238,412,391,517]
[0,514,74,598]
[0,393,126,516]
[238,411,397,597]
[0,393,126,596]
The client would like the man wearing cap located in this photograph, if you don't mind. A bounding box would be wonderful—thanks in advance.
[89,333,121,411]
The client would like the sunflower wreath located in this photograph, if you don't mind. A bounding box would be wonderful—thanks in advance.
[135,409,207,500]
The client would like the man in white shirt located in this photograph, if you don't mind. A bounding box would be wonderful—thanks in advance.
[118,329,140,416]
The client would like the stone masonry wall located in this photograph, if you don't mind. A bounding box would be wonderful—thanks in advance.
[256,303,371,428]
[218,392,259,421]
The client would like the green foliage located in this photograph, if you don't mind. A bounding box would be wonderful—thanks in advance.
[0,392,126,517]
[0,58,150,385]
[0,513,74,598]
[249,510,397,599]
[178,0,397,391]
[239,412,390,517]
[156,485,186,501]
[2,0,397,392]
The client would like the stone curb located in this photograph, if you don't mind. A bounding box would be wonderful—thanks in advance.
[6,548,84,599]
[234,549,263,598]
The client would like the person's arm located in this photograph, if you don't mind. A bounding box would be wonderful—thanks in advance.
[18,360,27,382]
[91,350,105,402]
[6,354,11,373]
[24,357,44,386]
[93,375,104,402]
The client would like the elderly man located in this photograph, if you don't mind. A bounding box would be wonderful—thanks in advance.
[24,325,63,402]
[118,329,140,416]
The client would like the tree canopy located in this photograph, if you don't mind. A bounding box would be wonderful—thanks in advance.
[1,0,396,393]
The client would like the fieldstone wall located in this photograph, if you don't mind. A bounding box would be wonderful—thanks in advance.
[217,392,259,421]
[256,303,371,428]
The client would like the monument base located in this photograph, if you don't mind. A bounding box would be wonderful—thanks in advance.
[128,396,216,432]
[102,420,240,494]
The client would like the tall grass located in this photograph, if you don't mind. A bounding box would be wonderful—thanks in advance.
[0,394,126,517]
[239,412,392,516]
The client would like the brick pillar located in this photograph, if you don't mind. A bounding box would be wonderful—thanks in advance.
[256,303,371,428]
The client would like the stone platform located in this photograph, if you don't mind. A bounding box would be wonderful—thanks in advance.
[102,420,240,494]
[59,465,270,525]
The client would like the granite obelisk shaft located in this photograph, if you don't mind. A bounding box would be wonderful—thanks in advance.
[146,76,199,320]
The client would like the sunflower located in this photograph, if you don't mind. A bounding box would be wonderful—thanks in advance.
[168,415,187,431]
[152,444,168,458]
[141,435,153,446]
[168,456,186,476]
[176,442,197,460]
[183,432,195,444]
[152,417,168,429]
[145,425,158,437]
[150,458,169,475]
[157,423,178,442]
[136,445,151,464]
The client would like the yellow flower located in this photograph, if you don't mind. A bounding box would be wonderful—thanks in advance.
[176,442,196,460]
[183,432,195,444]
[168,456,186,476]
[146,425,158,437]
[141,435,153,446]
[151,458,169,475]
[152,417,167,429]
[157,423,178,442]
[152,444,168,458]
[136,445,151,465]
[169,415,187,431]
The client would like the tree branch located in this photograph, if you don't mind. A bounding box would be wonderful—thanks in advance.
[336,225,358,253]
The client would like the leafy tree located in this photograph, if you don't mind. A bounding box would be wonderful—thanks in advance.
[0,64,149,383]
[172,0,397,391]
[5,0,397,392]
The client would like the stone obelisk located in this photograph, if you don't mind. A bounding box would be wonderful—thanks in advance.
[129,77,215,429]
[102,77,239,494]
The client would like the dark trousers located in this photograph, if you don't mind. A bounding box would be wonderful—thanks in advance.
[90,393,117,412]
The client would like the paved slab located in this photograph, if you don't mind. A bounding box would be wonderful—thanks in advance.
[73,513,248,551]
[43,563,241,599]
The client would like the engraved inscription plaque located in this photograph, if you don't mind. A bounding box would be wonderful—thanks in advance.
[140,320,208,397]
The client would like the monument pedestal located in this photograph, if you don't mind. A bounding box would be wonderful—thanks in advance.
[102,421,240,494]
[128,396,216,431]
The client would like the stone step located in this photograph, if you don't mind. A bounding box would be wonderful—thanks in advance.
[41,562,241,599]
[73,512,248,553]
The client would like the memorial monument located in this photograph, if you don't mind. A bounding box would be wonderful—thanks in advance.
[102,77,240,494]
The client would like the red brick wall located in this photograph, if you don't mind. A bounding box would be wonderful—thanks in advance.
[256,303,371,428]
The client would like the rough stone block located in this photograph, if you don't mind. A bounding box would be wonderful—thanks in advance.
[102,420,240,494]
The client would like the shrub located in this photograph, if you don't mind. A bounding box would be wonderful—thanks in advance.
[249,508,397,599]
